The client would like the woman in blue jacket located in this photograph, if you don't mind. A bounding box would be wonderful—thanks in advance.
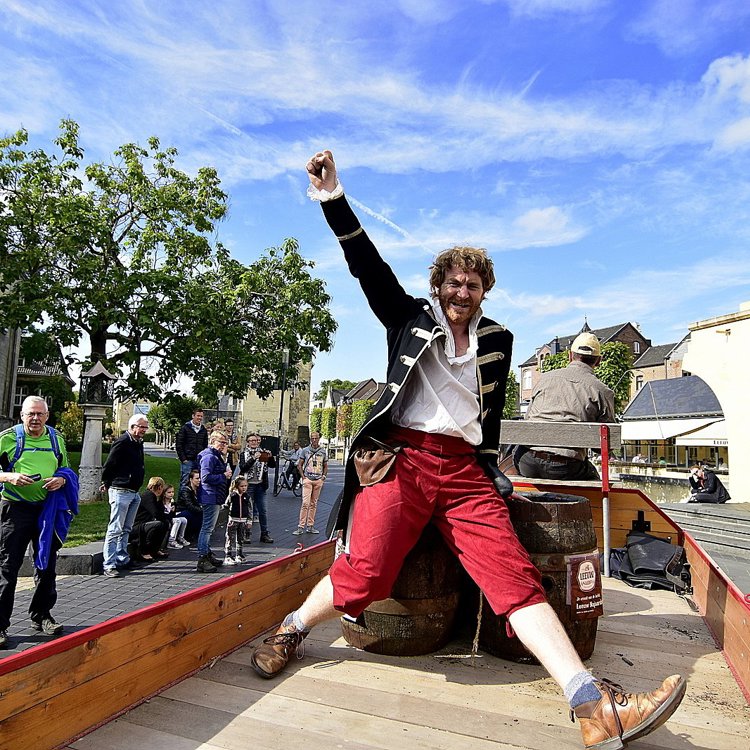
[196,431,232,572]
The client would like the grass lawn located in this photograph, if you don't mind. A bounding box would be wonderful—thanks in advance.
[64,452,181,547]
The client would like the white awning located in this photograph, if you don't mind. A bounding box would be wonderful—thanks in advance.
[675,420,727,446]
[620,418,721,441]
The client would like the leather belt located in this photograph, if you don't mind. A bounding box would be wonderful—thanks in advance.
[528,450,581,464]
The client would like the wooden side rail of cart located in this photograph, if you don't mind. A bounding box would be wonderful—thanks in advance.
[0,541,335,750]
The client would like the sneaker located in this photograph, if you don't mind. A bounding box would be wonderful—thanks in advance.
[292,526,305,535]
[178,538,191,547]
[224,555,237,566]
[31,616,64,636]
[102,567,121,578]
[168,541,182,549]
[306,526,320,534]
[250,617,309,679]
[0,629,7,649]
[260,532,274,544]
[575,675,686,749]
[196,555,217,573]
[234,555,246,564]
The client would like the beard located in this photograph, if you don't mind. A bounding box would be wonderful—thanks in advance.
[439,292,481,326]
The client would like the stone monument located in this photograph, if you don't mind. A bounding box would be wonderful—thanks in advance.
[78,361,117,502]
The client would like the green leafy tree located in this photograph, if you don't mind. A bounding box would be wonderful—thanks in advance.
[0,119,336,402]
[540,351,569,373]
[321,407,337,440]
[58,400,84,443]
[146,403,172,435]
[595,342,633,413]
[164,395,205,430]
[314,379,358,401]
[350,400,374,437]
[309,407,323,435]
[539,341,632,414]
[33,374,74,427]
[503,370,519,419]
[337,402,352,439]
[149,395,206,443]
[17,331,74,424]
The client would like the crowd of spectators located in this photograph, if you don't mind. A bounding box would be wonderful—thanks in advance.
[101,413,316,575]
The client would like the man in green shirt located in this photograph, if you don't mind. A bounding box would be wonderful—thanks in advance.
[0,396,69,648]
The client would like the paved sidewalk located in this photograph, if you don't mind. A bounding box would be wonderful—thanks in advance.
[1,463,344,658]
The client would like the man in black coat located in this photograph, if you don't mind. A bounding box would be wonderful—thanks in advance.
[249,150,686,750]
[175,409,208,488]
[100,414,148,577]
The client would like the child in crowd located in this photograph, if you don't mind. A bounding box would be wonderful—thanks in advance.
[224,477,251,565]
[164,484,190,549]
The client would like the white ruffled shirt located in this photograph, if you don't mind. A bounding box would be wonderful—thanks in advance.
[390,300,482,445]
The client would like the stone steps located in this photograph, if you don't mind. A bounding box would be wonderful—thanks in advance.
[660,502,750,594]
[661,502,750,550]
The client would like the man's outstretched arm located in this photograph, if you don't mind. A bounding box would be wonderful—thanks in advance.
[306,150,420,329]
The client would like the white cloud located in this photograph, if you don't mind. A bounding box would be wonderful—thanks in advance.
[502,0,607,19]
[395,0,466,23]
[714,117,750,152]
[511,206,587,247]
[702,53,750,103]
[627,0,750,57]
[506,252,750,323]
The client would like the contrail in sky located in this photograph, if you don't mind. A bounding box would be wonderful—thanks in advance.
[347,195,432,253]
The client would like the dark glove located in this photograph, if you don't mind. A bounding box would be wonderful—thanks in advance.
[480,456,514,499]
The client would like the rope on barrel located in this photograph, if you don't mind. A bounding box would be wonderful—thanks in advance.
[471,589,483,666]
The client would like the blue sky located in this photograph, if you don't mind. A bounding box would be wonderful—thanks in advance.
[3,0,750,396]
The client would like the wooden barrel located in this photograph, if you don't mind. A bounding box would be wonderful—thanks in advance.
[472,492,602,663]
[340,524,462,656]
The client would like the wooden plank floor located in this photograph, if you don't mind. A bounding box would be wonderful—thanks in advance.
[68,579,749,750]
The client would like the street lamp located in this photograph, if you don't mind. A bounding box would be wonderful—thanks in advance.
[274,349,290,495]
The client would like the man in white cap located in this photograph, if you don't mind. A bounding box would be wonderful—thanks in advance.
[516,332,615,480]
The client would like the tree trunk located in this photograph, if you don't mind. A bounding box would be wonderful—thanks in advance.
[90,327,108,362]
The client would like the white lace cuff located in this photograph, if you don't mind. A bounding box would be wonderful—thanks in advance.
[306,180,344,202]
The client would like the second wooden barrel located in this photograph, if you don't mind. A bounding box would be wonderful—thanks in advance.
[340,524,462,656]
[473,491,603,663]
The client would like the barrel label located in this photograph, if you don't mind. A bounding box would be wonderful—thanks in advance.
[566,551,603,619]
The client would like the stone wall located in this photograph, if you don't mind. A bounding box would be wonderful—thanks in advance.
[238,361,312,448]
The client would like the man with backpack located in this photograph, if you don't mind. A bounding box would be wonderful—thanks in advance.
[0,396,71,648]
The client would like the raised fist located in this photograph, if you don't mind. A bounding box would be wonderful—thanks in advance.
[306,150,337,193]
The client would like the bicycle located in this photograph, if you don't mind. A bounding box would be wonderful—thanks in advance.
[273,459,303,497]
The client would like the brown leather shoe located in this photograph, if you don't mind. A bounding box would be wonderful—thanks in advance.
[250,620,308,679]
[575,674,686,749]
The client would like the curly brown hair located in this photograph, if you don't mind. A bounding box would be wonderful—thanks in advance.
[429,246,495,297]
